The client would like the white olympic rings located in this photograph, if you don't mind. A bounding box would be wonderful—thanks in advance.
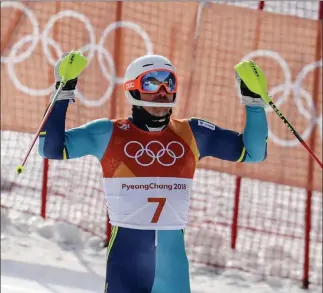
[124,141,185,167]
[1,1,153,107]
[238,50,322,147]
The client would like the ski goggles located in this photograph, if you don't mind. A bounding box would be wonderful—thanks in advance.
[123,70,178,94]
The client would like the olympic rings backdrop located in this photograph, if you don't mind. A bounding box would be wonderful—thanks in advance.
[1,2,322,191]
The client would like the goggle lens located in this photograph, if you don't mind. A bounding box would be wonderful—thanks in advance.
[140,70,177,93]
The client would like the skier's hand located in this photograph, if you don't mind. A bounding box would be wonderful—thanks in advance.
[235,63,266,108]
[50,52,79,102]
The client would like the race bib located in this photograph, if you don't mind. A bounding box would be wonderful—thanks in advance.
[103,177,192,230]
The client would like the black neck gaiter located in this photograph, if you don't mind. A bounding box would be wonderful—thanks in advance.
[130,106,172,131]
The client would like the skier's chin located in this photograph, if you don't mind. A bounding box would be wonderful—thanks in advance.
[144,106,171,117]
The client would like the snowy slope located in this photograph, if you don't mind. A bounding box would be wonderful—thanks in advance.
[1,208,321,293]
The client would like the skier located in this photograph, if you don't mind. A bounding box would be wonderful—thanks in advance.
[39,53,268,293]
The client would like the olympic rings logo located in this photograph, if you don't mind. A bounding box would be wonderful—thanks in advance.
[124,141,185,167]
[238,50,322,147]
[1,1,153,107]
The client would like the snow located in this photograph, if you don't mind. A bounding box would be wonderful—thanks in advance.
[1,208,321,293]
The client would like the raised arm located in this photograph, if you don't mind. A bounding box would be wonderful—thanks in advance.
[38,100,113,160]
[38,54,113,161]
[189,106,268,162]
[188,75,269,163]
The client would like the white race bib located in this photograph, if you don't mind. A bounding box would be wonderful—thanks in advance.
[103,177,192,230]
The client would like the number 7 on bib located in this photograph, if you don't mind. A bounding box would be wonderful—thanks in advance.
[148,197,166,223]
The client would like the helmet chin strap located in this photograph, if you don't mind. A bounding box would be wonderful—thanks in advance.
[131,106,172,130]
